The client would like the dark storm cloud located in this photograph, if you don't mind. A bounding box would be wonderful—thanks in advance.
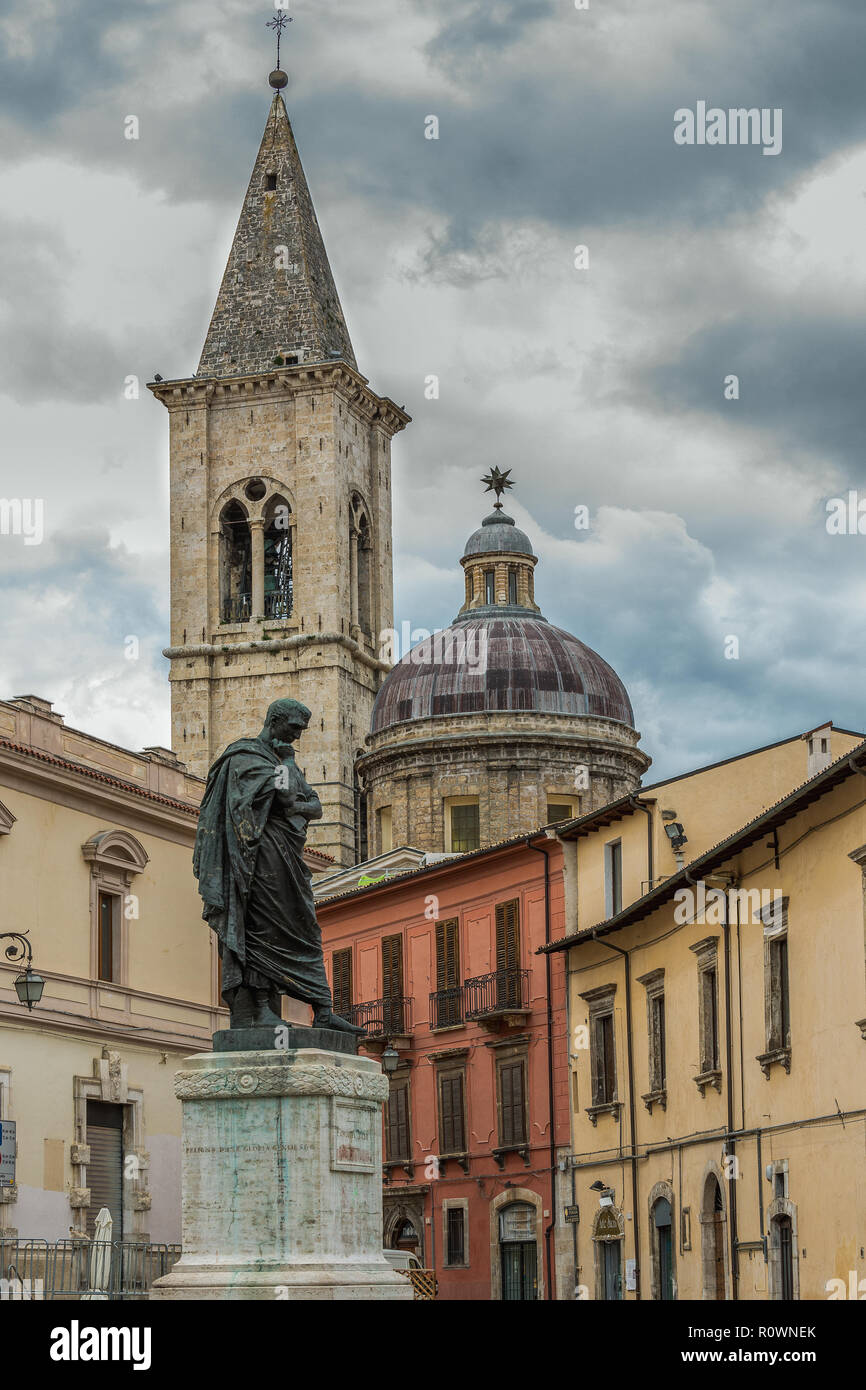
[632,311,866,481]
[0,0,864,774]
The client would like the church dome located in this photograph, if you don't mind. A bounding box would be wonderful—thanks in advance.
[370,615,634,733]
[463,510,535,558]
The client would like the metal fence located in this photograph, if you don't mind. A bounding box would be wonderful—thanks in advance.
[0,1239,180,1301]
[348,995,414,1037]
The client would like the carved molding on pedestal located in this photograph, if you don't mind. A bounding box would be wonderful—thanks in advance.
[175,1062,389,1103]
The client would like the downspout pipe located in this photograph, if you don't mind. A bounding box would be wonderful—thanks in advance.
[628,795,654,893]
[593,932,641,1299]
[685,865,739,1299]
[529,837,557,1301]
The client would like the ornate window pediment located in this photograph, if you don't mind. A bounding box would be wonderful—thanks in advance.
[0,798,16,836]
[82,830,149,881]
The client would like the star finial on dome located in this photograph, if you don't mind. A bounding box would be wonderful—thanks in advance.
[481,466,514,511]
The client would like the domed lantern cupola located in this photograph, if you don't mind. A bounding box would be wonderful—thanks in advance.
[459,468,542,617]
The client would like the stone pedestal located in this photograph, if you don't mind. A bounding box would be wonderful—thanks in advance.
[151,1045,412,1300]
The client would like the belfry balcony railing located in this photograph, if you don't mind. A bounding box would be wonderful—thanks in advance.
[347,996,413,1037]
[263,590,293,620]
[221,593,252,625]
[464,968,530,1019]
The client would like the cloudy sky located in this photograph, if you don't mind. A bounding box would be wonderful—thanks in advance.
[1,0,864,781]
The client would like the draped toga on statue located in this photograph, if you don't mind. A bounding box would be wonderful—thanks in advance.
[193,735,332,1011]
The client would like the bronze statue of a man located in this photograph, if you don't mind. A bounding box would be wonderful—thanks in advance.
[193,697,362,1035]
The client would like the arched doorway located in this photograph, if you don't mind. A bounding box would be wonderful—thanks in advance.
[773,1215,794,1300]
[592,1205,624,1300]
[702,1174,726,1300]
[652,1197,675,1300]
[391,1219,421,1258]
[498,1202,538,1301]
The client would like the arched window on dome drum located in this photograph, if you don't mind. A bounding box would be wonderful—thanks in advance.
[219,501,252,624]
[263,495,293,619]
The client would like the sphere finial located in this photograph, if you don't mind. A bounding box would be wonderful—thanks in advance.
[266,11,293,85]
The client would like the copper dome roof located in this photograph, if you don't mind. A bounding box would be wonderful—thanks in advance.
[370,615,634,733]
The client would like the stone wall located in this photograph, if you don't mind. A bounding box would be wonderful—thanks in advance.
[358,711,650,855]
[151,365,409,867]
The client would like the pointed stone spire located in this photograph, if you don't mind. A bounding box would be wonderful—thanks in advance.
[198,91,356,377]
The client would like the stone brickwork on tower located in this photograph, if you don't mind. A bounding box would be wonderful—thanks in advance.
[198,94,356,378]
[151,88,409,867]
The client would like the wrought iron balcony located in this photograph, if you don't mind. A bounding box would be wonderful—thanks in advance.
[347,996,413,1037]
[221,593,252,625]
[429,986,464,1029]
[464,968,529,1019]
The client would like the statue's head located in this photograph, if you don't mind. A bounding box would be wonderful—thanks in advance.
[262,698,311,751]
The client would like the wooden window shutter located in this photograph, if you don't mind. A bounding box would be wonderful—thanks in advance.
[382,935,403,1000]
[495,900,520,973]
[332,948,352,1018]
[499,1060,526,1146]
[436,919,460,992]
[439,1072,465,1154]
[386,1081,410,1161]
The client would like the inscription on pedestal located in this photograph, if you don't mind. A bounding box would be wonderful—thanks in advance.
[331,1098,377,1173]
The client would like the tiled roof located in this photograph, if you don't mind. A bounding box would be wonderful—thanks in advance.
[0,739,201,818]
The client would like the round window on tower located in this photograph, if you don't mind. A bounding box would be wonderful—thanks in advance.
[244,479,267,502]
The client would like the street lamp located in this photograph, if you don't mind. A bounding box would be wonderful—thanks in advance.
[381,1045,400,1074]
[1,932,45,1011]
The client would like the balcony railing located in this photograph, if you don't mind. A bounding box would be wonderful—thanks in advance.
[429,986,464,1029]
[429,970,530,1027]
[263,590,293,620]
[347,996,413,1037]
[464,968,529,1019]
[221,593,252,625]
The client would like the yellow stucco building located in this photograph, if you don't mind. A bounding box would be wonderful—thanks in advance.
[543,722,866,1301]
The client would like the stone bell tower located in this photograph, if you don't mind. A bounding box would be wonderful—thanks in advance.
[149,74,409,866]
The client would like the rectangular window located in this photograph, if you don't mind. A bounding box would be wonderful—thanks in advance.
[377,805,392,854]
[508,570,517,605]
[604,840,623,916]
[484,570,495,604]
[638,969,665,1098]
[595,1011,616,1104]
[769,934,791,1048]
[385,1079,410,1162]
[435,918,461,1026]
[498,1058,527,1146]
[450,802,480,853]
[446,1206,465,1266]
[702,967,719,1071]
[97,892,118,982]
[382,934,404,1034]
[332,948,353,1020]
[438,1070,466,1154]
[546,801,573,824]
[495,898,521,1007]
[653,993,666,1089]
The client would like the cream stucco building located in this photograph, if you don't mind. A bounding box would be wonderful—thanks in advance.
[542,722,866,1301]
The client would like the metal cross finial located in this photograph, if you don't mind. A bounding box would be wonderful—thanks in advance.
[266,9,293,70]
[481,466,515,510]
